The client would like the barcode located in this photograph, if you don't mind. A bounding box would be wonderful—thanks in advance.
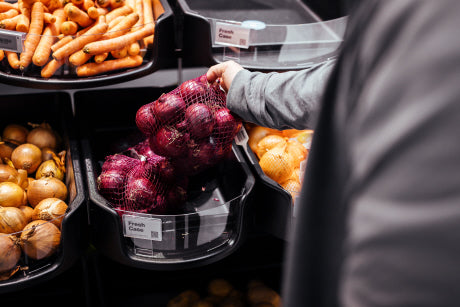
[151,231,159,239]
[239,39,246,46]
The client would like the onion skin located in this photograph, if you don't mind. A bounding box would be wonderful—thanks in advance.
[0,206,27,234]
[26,124,58,150]
[20,220,61,260]
[149,126,189,158]
[0,164,20,184]
[185,103,215,140]
[0,235,21,274]
[0,142,16,161]
[213,108,241,142]
[11,143,42,174]
[136,103,157,136]
[26,177,68,207]
[153,93,186,124]
[35,159,65,181]
[41,147,56,161]
[32,198,68,229]
[18,205,34,223]
[101,154,136,174]
[97,169,126,205]
[2,124,28,145]
[124,177,159,211]
[179,80,207,103]
[0,182,27,208]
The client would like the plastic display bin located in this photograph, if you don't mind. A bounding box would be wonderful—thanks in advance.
[0,92,86,294]
[74,87,256,270]
[176,0,347,70]
[0,0,175,89]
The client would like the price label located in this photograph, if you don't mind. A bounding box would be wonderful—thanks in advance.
[215,22,250,49]
[0,29,25,52]
[123,214,162,241]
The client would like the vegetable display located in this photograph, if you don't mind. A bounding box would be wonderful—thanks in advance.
[0,0,163,78]
[0,122,68,282]
[98,75,242,215]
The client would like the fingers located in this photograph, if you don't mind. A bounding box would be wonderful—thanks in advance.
[206,60,244,92]
[206,62,227,83]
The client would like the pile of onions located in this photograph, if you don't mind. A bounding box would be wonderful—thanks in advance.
[0,235,21,275]
[32,198,68,229]
[0,206,28,234]
[2,124,28,145]
[20,220,61,260]
[11,143,42,175]
[0,182,27,208]
[26,122,58,150]
[27,177,68,207]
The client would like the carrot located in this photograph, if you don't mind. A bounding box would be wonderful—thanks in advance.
[53,20,107,60]
[0,9,18,21]
[104,4,132,23]
[152,0,163,20]
[47,0,64,11]
[82,0,94,10]
[95,0,109,8]
[44,12,55,23]
[101,12,138,40]
[60,20,78,35]
[94,51,107,63]
[51,35,72,51]
[83,21,151,54]
[87,6,106,19]
[76,14,103,35]
[33,8,65,66]
[142,0,153,46]
[17,0,31,30]
[127,41,139,55]
[110,45,127,58]
[64,3,92,27]
[110,0,124,9]
[69,49,92,65]
[0,2,17,12]
[107,14,123,28]
[15,14,29,32]
[0,50,4,62]
[19,1,45,70]
[76,54,142,76]
[70,0,84,6]
[133,0,143,25]
[41,58,64,77]
[0,14,21,30]
[5,51,20,69]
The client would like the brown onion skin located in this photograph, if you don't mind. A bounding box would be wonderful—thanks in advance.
[27,177,68,208]
[26,126,57,150]
[0,206,27,234]
[11,143,42,174]
[0,164,20,184]
[0,142,16,161]
[0,235,21,273]
[0,182,27,208]
[20,220,61,260]
[2,124,28,145]
[32,198,68,229]
[35,160,65,181]
[18,205,34,223]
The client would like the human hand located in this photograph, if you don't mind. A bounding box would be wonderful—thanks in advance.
[206,60,244,92]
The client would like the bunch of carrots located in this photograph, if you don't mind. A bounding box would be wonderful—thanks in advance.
[0,0,164,77]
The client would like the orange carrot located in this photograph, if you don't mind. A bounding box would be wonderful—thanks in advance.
[16,14,29,32]
[53,20,107,60]
[19,1,45,70]
[110,45,127,58]
[142,0,153,46]
[94,51,107,63]
[110,0,124,9]
[95,0,109,8]
[0,9,18,21]
[44,12,55,23]
[152,0,163,20]
[107,14,123,28]
[5,51,20,69]
[0,2,17,12]
[133,0,143,25]
[83,22,152,54]
[127,41,139,55]
[76,54,142,76]
[0,50,4,62]
[47,0,65,11]
[69,49,92,65]
[105,4,132,23]
[0,14,21,30]
[60,20,78,35]
[101,12,138,40]
[33,8,65,66]
[64,3,92,27]
[76,14,103,35]
[82,0,94,10]
[87,6,106,19]
[51,34,72,51]
[70,0,84,6]
[41,58,64,77]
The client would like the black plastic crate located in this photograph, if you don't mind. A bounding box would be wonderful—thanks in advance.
[0,92,87,294]
[74,87,256,270]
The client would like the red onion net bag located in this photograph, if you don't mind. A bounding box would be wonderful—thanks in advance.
[136,75,242,176]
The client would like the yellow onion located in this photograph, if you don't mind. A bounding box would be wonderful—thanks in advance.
[20,220,61,260]
[0,182,27,207]
[0,164,20,184]
[32,198,68,229]
[0,235,21,274]
[2,124,28,145]
[0,142,16,161]
[41,147,56,161]
[26,122,58,150]
[35,160,65,181]
[18,205,34,223]
[0,206,27,234]
[26,177,68,207]
[11,143,42,174]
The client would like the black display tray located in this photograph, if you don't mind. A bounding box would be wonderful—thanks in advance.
[74,86,256,270]
[0,0,176,90]
[0,92,87,294]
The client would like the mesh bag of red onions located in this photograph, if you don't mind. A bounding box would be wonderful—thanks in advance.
[97,75,242,215]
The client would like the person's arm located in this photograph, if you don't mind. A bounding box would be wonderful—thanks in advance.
[207,59,336,130]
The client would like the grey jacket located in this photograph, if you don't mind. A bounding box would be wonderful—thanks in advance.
[227,0,460,306]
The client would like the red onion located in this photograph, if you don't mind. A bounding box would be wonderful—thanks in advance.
[97,169,126,204]
[185,103,215,139]
[101,154,137,173]
[198,74,208,84]
[125,177,158,211]
[153,93,186,124]
[179,80,207,103]
[136,103,157,136]
[166,185,187,213]
[214,107,240,138]
[149,126,189,158]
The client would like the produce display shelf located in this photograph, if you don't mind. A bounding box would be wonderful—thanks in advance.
[0,92,86,294]
[0,0,176,90]
[74,86,256,270]
[176,0,347,71]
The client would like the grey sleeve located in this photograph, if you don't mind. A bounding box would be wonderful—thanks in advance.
[226,59,336,130]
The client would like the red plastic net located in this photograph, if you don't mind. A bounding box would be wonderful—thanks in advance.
[97,75,242,215]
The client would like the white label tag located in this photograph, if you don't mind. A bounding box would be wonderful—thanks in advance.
[123,214,162,241]
[0,29,25,52]
[215,22,250,49]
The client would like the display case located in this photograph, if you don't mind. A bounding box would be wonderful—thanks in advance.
[0,92,86,293]
[75,86,256,270]
[176,0,347,70]
[0,0,176,89]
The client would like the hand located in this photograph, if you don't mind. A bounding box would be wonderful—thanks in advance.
[206,60,244,92]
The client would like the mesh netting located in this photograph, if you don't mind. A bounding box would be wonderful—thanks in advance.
[97,75,242,215]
